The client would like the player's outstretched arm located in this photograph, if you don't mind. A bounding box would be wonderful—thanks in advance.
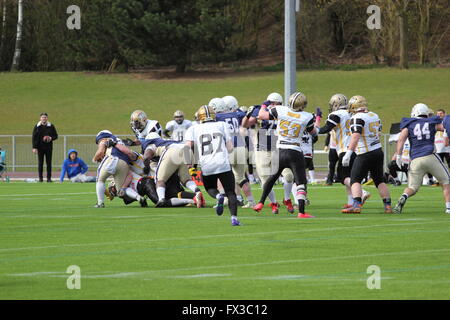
[93,141,107,163]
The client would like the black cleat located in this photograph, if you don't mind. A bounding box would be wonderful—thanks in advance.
[94,203,105,208]
[156,198,168,208]
[139,197,148,208]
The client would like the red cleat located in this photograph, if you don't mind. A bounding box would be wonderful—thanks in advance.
[269,202,280,214]
[298,213,315,218]
[342,204,362,214]
[194,191,205,208]
[283,199,295,213]
[342,204,353,209]
[253,202,264,213]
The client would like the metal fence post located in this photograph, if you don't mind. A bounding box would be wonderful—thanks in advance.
[384,133,388,169]
[12,135,16,172]
[64,135,67,160]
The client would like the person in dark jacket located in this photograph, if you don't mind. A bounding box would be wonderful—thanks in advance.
[32,113,58,182]
[60,149,95,183]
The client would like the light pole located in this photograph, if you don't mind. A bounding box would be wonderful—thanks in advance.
[284,0,300,104]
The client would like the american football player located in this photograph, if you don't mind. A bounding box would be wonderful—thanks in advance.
[164,110,192,141]
[184,105,241,226]
[253,92,317,218]
[394,103,450,214]
[127,110,162,146]
[341,96,391,214]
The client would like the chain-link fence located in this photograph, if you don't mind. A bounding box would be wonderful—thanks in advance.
[0,134,397,173]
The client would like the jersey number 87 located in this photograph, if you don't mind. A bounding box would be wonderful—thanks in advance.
[200,133,224,155]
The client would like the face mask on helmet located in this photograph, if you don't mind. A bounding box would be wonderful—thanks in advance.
[130,110,148,131]
[197,105,216,123]
[329,94,348,113]
[288,92,307,111]
[348,96,368,114]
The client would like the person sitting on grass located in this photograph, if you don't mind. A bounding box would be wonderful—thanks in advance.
[60,149,96,183]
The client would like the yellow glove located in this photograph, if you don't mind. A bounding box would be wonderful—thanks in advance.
[189,168,198,177]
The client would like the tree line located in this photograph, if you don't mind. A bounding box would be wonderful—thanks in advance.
[0,0,448,73]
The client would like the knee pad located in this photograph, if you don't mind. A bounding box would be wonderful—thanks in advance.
[295,184,307,201]
[282,171,294,183]
[239,179,249,188]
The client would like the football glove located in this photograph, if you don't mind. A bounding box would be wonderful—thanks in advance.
[189,167,198,177]
[105,139,117,148]
[396,155,402,170]
[122,138,136,147]
[143,166,150,176]
[245,105,257,118]
[315,107,322,118]
[342,150,353,167]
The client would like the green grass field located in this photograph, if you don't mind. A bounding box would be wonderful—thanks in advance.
[1,68,449,134]
[1,182,449,300]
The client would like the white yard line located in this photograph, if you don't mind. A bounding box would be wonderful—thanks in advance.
[0,192,95,197]
[0,220,447,252]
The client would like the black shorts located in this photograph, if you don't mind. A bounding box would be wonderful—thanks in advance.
[202,170,236,193]
[337,152,356,184]
[351,148,385,187]
[304,157,314,171]
[277,148,307,185]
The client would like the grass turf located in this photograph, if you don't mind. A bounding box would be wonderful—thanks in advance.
[1,68,449,135]
[0,182,449,300]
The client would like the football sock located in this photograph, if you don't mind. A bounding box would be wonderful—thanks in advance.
[298,199,305,214]
[283,182,293,200]
[401,193,409,202]
[353,197,362,206]
[268,190,276,203]
[347,195,353,205]
[237,195,244,202]
[96,182,106,205]
[170,198,194,206]
[446,202,450,210]
[309,171,315,183]
[383,198,392,206]
[247,195,254,202]
[156,187,166,200]
[185,180,198,193]
[125,188,140,201]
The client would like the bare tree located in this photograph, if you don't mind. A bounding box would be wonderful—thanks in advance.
[0,0,6,60]
[394,0,410,69]
[11,0,22,71]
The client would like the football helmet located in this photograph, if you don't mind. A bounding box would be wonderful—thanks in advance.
[411,103,429,118]
[130,110,148,132]
[208,98,227,113]
[288,92,308,111]
[197,105,216,123]
[348,95,368,114]
[222,96,239,112]
[95,130,114,144]
[329,94,348,112]
[145,132,161,140]
[173,110,184,124]
[267,92,283,105]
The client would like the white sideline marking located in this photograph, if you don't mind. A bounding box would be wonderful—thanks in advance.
[9,249,449,279]
[10,271,65,277]
[0,220,447,252]
[0,192,95,197]
[170,273,231,279]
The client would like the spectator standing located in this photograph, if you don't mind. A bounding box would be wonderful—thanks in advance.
[32,113,58,182]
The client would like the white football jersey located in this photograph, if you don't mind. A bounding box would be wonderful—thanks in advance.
[165,119,192,142]
[184,121,232,176]
[134,119,162,140]
[269,106,315,153]
[301,131,314,158]
[327,109,351,154]
[129,152,146,176]
[350,111,382,155]
[435,131,450,153]
[129,171,142,192]
[329,130,337,149]
[401,139,411,164]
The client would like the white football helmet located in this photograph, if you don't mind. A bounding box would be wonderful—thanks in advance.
[145,132,161,140]
[267,92,283,105]
[208,98,227,113]
[411,103,430,118]
[222,96,239,112]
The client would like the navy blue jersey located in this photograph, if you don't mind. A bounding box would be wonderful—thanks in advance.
[249,105,277,151]
[443,115,450,133]
[400,116,441,160]
[141,137,178,153]
[216,111,246,147]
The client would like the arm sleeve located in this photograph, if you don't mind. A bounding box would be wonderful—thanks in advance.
[80,159,88,174]
[60,161,67,182]
[350,118,365,134]
[306,117,315,133]
[268,108,278,120]
[324,133,330,147]
[51,125,58,141]
[32,126,39,148]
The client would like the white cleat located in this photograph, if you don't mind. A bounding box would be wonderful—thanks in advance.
[362,190,371,206]
[446,209,450,214]
[242,201,255,208]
